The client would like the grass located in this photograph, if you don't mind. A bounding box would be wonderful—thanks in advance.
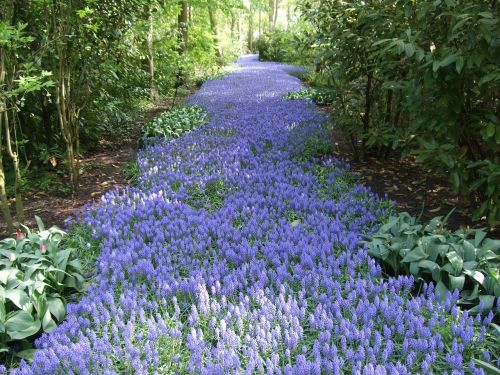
[185,179,235,213]
[64,223,101,278]
[124,160,140,186]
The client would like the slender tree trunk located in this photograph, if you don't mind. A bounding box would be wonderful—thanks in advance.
[247,4,254,51]
[3,111,24,225]
[178,1,188,54]
[273,0,280,28]
[54,1,78,192]
[286,1,291,29]
[258,10,262,36]
[361,72,373,161]
[147,5,159,102]
[268,0,274,31]
[0,72,14,232]
[237,12,243,55]
[231,11,236,41]
[176,1,188,86]
[0,151,13,233]
[208,7,223,62]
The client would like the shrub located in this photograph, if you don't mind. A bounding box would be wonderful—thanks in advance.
[284,88,336,106]
[141,105,208,140]
[256,29,309,63]
[362,211,500,313]
[0,217,85,361]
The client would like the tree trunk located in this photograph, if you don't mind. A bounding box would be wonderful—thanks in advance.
[286,1,291,29]
[0,51,14,233]
[208,7,223,62]
[258,10,262,36]
[3,111,24,225]
[231,11,236,41]
[0,151,13,233]
[147,5,159,102]
[273,0,280,28]
[268,0,274,31]
[361,72,373,161]
[238,12,243,55]
[178,1,188,54]
[54,0,78,193]
[247,4,254,51]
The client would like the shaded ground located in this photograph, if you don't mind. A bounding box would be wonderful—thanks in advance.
[329,127,499,236]
[0,95,190,238]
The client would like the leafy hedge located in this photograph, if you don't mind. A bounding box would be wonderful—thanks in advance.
[141,105,208,140]
[362,212,500,313]
[256,29,310,64]
[0,218,85,362]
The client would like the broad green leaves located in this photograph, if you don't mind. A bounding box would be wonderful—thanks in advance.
[0,217,85,359]
[361,211,500,311]
[142,105,208,140]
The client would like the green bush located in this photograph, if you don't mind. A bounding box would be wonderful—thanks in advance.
[141,105,208,140]
[362,211,500,313]
[193,65,238,88]
[285,88,336,106]
[0,217,85,360]
[256,29,309,63]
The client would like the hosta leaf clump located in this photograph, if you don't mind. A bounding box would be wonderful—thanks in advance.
[0,217,85,360]
[141,105,207,140]
[362,211,500,312]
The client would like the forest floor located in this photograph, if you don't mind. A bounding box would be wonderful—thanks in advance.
[328,127,492,233]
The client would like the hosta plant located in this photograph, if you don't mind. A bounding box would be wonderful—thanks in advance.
[0,217,85,360]
[362,211,500,313]
[141,105,208,140]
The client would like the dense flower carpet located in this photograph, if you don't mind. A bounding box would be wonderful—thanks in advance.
[14,55,495,374]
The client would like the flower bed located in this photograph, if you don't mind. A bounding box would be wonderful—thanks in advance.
[11,56,499,374]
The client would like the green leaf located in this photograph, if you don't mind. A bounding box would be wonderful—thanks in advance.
[34,216,45,232]
[16,348,36,362]
[478,11,493,19]
[47,297,66,322]
[42,309,57,332]
[404,43,415,58]
[5,289,29,310]
[463,269,485,285]
[446,251,463,272]
[438,54,458,69]
[490,323,500,336]
[479,71,500,86]
[483,238,500,253]
[418,259,439,271]
[455,56,464,73]
[448,275,465,290]
[436,281,449,300]
[402,247,427,263]
[486,123,496,137]
[5,310,41,340]
[463,241,476,262]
